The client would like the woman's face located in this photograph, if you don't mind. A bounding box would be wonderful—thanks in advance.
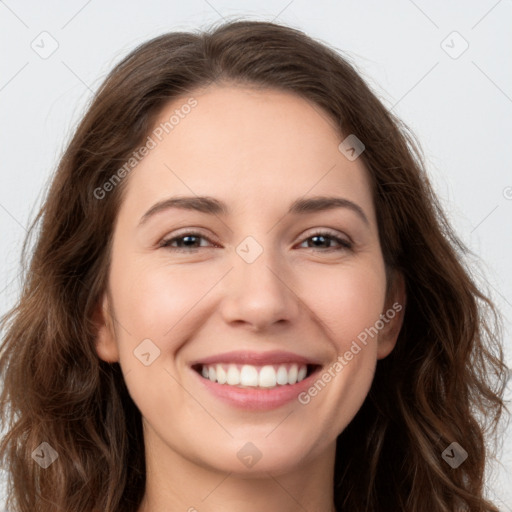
[95,85,404,477]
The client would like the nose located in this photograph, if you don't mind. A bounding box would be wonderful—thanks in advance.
[218,243,301,332]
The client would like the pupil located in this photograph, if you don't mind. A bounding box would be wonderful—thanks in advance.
[183,236,197,246]
[312,235,327,247]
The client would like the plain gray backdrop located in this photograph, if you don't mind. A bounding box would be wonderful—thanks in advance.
[1,0,511,509]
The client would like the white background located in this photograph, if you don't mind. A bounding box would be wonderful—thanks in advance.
[1,0,511,509]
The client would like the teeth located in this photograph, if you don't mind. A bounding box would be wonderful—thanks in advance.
[200,362,310,388]
[276,365,288,385]
[226,364,240,385]
[240,365,259,386]
[259,365,276,387]
[216,365,227,384]
[288,364,298,384]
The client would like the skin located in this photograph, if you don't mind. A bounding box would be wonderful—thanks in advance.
[94,84,406,512]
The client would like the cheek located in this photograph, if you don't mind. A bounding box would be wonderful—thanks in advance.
[300,259,387,349]
[296,264,385,432]
[110,258,220,344]
[108,260,214,412]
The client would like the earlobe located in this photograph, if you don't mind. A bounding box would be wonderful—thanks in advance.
[377,271,406,360]
[93,292,119,363]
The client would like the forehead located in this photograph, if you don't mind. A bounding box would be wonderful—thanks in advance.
[119,84,375,224]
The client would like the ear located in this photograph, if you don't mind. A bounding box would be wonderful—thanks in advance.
[92,291,119,363]
[376,271,406,360]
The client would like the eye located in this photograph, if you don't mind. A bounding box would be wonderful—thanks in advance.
[159,231,217,252]
[297,230,353,252]
[159,229,353,253]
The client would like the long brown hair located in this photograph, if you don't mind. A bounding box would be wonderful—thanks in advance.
[0,18,508,512]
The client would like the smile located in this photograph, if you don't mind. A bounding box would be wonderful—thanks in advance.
[189,350,324,410]
[193,362,318,389]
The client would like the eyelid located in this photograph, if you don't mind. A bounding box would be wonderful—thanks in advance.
[157,228,218,248]
[300,227,352,243]
[158,227,351,242]
[158,226,354,252]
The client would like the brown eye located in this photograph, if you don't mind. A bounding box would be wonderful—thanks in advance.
[299,231,352,251]
[159,232,215,252]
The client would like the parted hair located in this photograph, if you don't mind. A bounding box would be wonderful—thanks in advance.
[0,18,508,512]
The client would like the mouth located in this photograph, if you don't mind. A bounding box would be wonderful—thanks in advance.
[188,350,325,410]
[191,362,322,389]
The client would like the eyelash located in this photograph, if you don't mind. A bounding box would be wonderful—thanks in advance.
[159,229,353,253]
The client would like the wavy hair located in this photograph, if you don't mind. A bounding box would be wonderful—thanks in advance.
[0,18,508,512]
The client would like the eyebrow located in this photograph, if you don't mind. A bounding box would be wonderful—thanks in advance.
[138,195,370,226]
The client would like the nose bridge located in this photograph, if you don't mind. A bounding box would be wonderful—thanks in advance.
[237,236,282,290]
[219,232,300,328]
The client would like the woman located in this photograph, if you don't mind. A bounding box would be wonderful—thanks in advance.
[0,19,508,512]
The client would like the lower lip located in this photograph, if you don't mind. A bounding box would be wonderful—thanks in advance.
[191,367,320,411]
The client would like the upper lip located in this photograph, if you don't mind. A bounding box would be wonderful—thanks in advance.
[190,350,322,367]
